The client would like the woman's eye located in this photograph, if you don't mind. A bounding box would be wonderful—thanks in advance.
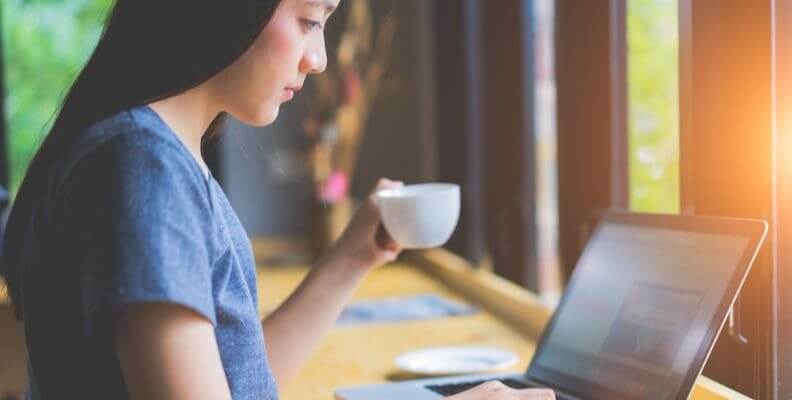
[301,19,323,31]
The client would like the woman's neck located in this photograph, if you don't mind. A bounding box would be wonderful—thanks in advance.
[148,86,221,176]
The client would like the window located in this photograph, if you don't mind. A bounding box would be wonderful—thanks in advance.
[534,0,561,302]
[2,0,112,195]
[626,0,679,213]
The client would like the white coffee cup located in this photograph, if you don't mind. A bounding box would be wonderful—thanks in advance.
[376,183,461,249]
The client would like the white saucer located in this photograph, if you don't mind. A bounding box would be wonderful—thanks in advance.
[394,345,519,376]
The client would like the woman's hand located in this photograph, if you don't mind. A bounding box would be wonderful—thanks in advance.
[324,178,404,273]
[445,381,555,400]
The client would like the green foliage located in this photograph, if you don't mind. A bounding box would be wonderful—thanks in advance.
[2,0,112,195]
[627,0,680,213]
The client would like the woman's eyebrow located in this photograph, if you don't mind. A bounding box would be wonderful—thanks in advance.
[305,0,337,15]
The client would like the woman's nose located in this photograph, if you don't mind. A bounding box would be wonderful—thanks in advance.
[300,45,327,74]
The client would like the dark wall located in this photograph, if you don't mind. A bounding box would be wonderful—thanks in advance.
[218,0,436,237]
[218,105,312,237]
[349,0,437,198]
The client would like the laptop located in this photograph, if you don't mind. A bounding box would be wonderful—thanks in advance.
[335,212,767,400]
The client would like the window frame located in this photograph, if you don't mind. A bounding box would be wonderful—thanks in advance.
[771,1,792,397]
[556,0,629,282]
[678,0,774,397]
[558,0,791,397]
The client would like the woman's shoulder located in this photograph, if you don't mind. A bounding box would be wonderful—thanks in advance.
[74,106,197,171]
[50,106,211,212]
[60,106,203,182]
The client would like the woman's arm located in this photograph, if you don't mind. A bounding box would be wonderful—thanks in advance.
[115,302,232,400]
[261,250,368,387]
[262,179,403,387]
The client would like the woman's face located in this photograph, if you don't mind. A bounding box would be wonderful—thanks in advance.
[210,0,339,126]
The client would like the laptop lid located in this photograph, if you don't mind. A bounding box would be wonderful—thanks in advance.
[525,212,767,400]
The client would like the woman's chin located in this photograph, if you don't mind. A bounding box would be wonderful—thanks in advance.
[233,104,280,127]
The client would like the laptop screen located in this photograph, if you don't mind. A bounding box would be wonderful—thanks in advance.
[529,221,753,399]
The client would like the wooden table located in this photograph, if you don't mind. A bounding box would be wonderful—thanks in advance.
[0,241,751,399]
[257,246,749,400]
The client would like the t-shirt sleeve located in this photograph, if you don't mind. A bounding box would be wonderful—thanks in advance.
[57,134,217,334]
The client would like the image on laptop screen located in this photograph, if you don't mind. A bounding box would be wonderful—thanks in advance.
[530,222,751,399]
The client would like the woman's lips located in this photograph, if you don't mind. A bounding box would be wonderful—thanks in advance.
[282,88,295,101]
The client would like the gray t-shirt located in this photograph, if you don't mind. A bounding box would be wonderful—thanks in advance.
[21,105,278,399]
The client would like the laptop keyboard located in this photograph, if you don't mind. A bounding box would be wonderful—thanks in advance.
[426,378,533,396]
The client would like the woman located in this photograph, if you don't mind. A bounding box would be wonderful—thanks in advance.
[1,0,555,399]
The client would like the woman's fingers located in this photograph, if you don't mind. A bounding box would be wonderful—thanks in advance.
[375,178,404,191]
[371,178,403,204]
[331,178,405,267]
[371,178,403,254]
[446,381,555,400]
[374,224,398,251]
[519,388,555,399]
[355,178,402,223]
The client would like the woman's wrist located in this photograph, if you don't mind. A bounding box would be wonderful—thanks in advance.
[315,245,371,282]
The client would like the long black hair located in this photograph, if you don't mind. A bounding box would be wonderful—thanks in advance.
[2,0,281,318]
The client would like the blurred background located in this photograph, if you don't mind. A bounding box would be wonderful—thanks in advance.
[1,0,680,299]
[5,0,792,398]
